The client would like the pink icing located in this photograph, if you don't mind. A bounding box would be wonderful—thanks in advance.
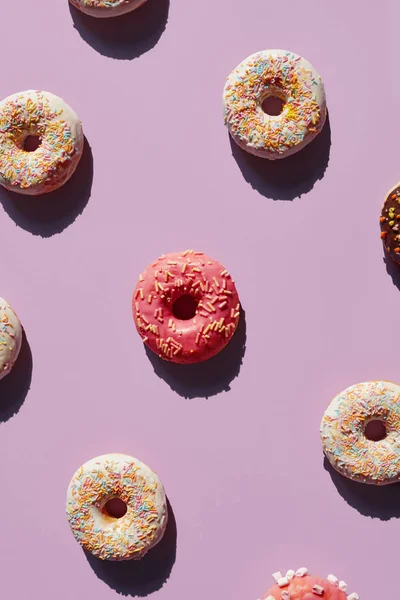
[265,576,348,600]
[132,250,240,364]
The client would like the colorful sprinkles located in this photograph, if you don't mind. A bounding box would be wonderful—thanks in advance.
[321,381,400,485]
[69,0,145,13]
[258,569,359,600]
[380,182,400,262]
[73,0,122,6]
[66,454,168,561]
[132,250,240,364]
[223,50,326,158]
[0,298,22,381]
[0,91,82,194]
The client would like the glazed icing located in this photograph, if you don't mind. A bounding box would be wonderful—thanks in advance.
[261,569,358,600]
[0,298,22,381]
[132,250,240,364]
[380,181,400,263]
[66,453,168,561]
[69,0,147,17]
[321,381,400,485]
[0,90,84,195]
[223,50,326,159]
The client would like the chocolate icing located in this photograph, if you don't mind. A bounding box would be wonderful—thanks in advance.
[380,184,400,263]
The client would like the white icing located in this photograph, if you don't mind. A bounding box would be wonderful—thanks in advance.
[66,453,168,560]
[0,90,84,196]
[223,49,326,160]
[321,380,400,484]
[0,298,22,381]
[69,0,147,18]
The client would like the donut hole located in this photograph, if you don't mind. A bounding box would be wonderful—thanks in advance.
[23,135,41,152]
[102,497,127,519]
[364,419,387,441]
[261,95,285,116]
[172,294,198,320]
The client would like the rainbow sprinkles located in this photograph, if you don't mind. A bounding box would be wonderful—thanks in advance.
[223,50,326,159]
[321,381,400,485]
[0,90,83,195]
[66,453,168,561]
[69,0,147,17]
[0,298,22,381]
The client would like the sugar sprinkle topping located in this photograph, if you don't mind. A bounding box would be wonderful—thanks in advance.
[66,455,167,561]
[224,51,325,156]
[321,381,400,484]
[265,569,359,600]
[133,250,240,363]
[0,91,78,191]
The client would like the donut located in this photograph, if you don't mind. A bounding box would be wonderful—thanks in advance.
[66,453,168,561]
[260,568,359,600]
[132,250,240,364]
[223,49,326,159]
[321,380,400,485]
[69,0,147,18]
[0,298,22,381]
[0,90,84,195]
[380,181,400,262]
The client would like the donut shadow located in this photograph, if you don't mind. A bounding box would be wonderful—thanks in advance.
[144,309,247,399]
[69,0,170,60]
[229,112,331,201]
[0,329,32,423]
[383,251,400,291]
[85,499,177,596]
[0,137,93,238]
[323,456,400,520]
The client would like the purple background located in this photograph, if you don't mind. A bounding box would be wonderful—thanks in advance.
[0,1,399,598]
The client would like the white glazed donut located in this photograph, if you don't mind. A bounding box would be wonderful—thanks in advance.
[223,49,326,159]
[0,90,84,195]
[66,453,168,560]
[69,0,147,18]
[321,381,400,485]
[0,298,22,381]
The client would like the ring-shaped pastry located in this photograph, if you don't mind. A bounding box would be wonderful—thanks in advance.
[0,297,22,381]
[132,250,240,364]
[69,0,147,18]
[66,453,168,560]
[260,567,359,600]
[0,90,83,195]
[223,49,326,159]
[321,380,400,485]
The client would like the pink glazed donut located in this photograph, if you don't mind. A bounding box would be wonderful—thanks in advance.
[132,250,240,364]
[69,0,147,18]
[261,568,359,600]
